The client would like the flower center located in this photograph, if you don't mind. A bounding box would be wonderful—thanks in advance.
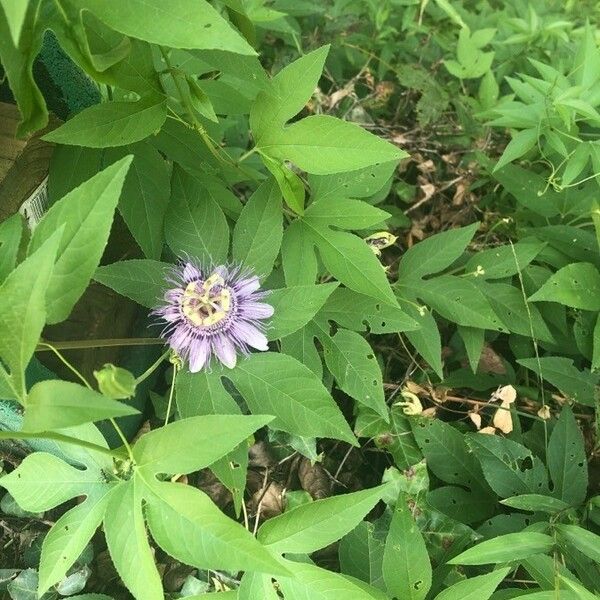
[180,273,232,327]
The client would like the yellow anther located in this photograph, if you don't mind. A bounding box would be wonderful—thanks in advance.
[181,273,231,328]
[220,288,231,312]
[203,273,225,292]
[202,311,227,326]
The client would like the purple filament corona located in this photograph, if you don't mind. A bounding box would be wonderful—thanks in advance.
[153,260,273,372]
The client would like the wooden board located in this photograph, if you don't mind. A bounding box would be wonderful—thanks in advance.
[0,102,57,222]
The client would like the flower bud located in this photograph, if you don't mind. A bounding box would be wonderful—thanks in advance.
[94,363,137,400]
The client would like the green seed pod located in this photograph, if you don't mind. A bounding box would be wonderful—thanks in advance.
[93,363,137,400]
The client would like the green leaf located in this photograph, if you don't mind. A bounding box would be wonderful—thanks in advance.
[43,99,167,147]
[356,407,422,470]
[238,572,279,600]
[0,230,61,399]
[303,197,390,231]
[0,7,46,137]
[176,369,240,418]
[562,143,591,187]
[94,260,171,308]
[0,0,28,44]
[105,143,170,259]
[558,575,598,600]
[594,313,600,371]
[464,240,545,280]
[398,224,479,281]
[0,214,23,283]
[433,567,510,600]
[458,326,485,373]
[492,164,586,218]
[277,560,385,600]
[47,146,104,204]
[104,481,163,600]
[481,282,554,343]
[267,283,338,340]
[22,380,138,432]
[71,0,256,55]
[416,276,506,330]
[493,128,538,171]
[449,532,554,565]
[176,368,247,515]
[232,179,282,278]
[258,115,407,175]
[261,154,306,215]
[521,553,577,591]
[528,263,600,310]
[133,414,273,476]
[258,485,388,553]
[402,303,443,378]
[0,452,103,512]
[556,525,600,564]
[49,422,114,474]
[467,434,549,498]
[500,494,569,513]
[281,220,319,285]
[547,406,588,506]
[145,481,287,574]
[518,357,598,407]
[411,419,494,518]
[427,485,492,524]
[320,288,418,333]
[28,156,132,324]
[280,323,323,378]
[320,326,387,419]
[339,521,385,589]
[150,118,224,180]
[228,352,356,444]
[251,45,329,138]
[310,161,398,202]
[6,569,42,600]
[39,491,112,595]
[303,223,396,304]
[164,166,229,265]
[382,496,432,600]
[573,23,600,88]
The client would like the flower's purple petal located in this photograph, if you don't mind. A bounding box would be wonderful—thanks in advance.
[235,276,260,296]
[214,265,230,280]
[161,307,181,323]
[165,289,182,303]
[168,327,190,352]
[234,321,269,351]
[188,339,210,373]
[182,262,202,282]
[241,301,274,319]
[213,335,237,369]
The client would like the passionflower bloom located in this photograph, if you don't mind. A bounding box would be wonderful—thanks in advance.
[153,260,273,372]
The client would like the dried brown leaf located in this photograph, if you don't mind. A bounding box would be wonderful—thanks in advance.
[298,457,330,499]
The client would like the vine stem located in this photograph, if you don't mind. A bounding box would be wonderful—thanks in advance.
[0,430,122,459]
[159,46,230,166]
[164,364,179,427]
[36,338,165,351]
[37,342,92,389]
[135,349,171,385]
[110,418,135,462]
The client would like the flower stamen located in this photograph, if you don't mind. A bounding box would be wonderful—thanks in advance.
[181,273,231,327]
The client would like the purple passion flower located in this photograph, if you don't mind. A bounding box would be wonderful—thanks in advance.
[153,261,273,372]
